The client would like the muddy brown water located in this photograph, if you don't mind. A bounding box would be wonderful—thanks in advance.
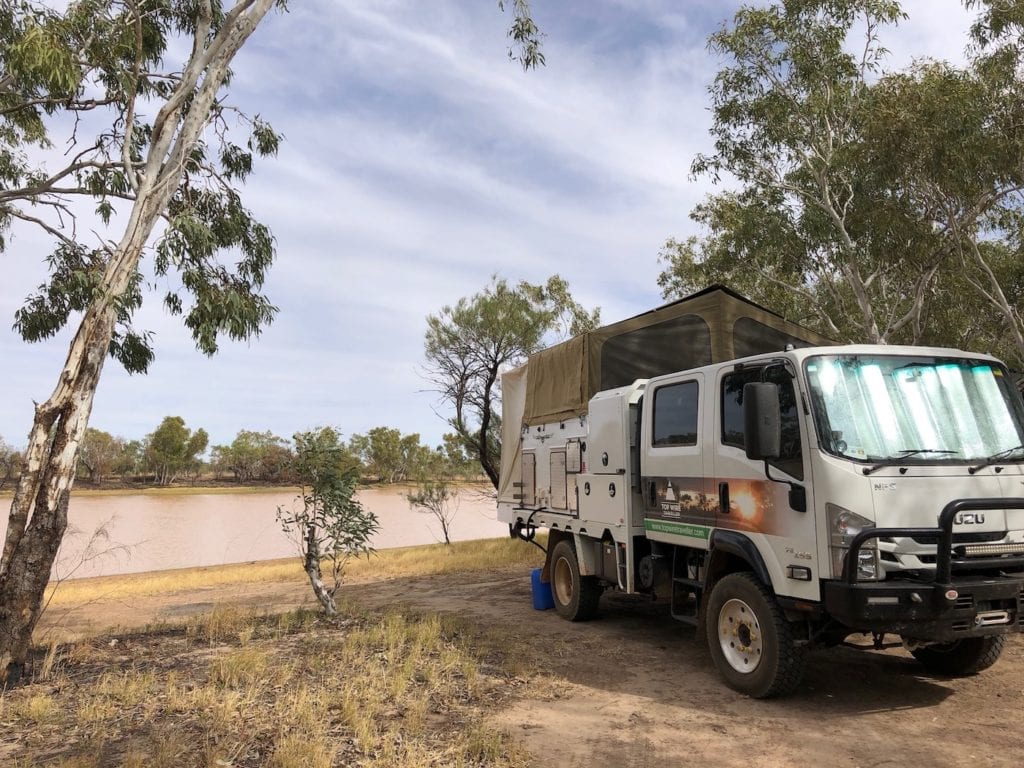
[0,487,505,579]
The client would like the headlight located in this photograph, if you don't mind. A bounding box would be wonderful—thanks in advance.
[827,503,880,581]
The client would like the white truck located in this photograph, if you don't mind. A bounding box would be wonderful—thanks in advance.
[497,287,1024,697]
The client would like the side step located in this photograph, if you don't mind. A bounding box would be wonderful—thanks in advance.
[670,549,703,626]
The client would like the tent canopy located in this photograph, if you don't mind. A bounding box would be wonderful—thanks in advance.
[522,284,833,425]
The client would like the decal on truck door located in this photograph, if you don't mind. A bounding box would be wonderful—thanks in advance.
[650,476,711,519]
[644,518,711,540]
[647,475,789,535]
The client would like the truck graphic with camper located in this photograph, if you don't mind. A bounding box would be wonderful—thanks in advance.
[497,287,1024,697]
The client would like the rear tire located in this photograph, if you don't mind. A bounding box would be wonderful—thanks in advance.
[705,572,806,698]
[549,539,601,621]
[910,635,1006,675]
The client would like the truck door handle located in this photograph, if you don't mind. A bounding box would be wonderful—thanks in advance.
[719,482,730,514]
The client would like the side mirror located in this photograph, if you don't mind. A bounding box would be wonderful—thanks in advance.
[743,382,781,461]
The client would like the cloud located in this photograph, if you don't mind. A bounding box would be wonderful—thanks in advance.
[0,0,979,450]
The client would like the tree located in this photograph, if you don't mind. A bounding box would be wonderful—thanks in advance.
[257,440,298,484]
[348,427,436,484]
[406,480,459,545]
[439,432,479,479]
[0,0,544,680]
[277,428,378,616]
[143,416,209,486]
[661,0,1024,360]
[212,429,293,483]
[955,1,1024,366]
[114,439,142,482]
[859,57,1024,363]
[0,0,281,681]
[424,275,599,489]
[78,428,124,484]
[664,0,942,344]
[357,427,405,484]
[0,439,23,491]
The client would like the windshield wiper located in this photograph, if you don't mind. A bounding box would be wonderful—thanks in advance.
[968,444,1024,475]
[862,449,959,476]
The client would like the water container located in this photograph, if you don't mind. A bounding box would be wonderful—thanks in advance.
[531,567,554,610]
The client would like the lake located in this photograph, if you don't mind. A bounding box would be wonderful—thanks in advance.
[0,486,506,580]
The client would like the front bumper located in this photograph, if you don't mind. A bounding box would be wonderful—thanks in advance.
[822,498,1024,641]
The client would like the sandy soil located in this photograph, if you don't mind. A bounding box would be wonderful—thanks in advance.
[39,566,1024,768]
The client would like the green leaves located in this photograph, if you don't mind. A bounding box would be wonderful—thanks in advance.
[498,0,545,70]
[7,18,82,101]
[4,0,281,371]
[424,275,598,487]
[671,0,1024,354]
[14,246,106,343]
[155,186,278,356]
[279,427,380,611]
[143,415,209,485]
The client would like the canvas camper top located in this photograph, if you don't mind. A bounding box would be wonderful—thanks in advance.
[497,285,834,504]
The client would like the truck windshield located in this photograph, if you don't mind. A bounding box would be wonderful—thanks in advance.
[804,355,1024,463]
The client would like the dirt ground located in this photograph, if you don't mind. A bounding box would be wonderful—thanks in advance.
[39,566,1024,768]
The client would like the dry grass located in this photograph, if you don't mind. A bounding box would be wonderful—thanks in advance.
[0,531,545,765]
[0,606,533,768]
[44,534,546,607]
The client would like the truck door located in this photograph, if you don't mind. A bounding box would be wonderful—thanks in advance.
[640,372,716,533]
[713,364,817,590]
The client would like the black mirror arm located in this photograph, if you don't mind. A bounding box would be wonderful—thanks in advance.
[762,460,807,513]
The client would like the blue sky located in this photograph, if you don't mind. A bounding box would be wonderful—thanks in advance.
[0,0,975,451]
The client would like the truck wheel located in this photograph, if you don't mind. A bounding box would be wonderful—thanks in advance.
[910,635,1006,675]
[705,572,806,698]
[550,539,601,621]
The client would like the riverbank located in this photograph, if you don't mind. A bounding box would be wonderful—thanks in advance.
[6,537,545,768]
[42,535,543,618]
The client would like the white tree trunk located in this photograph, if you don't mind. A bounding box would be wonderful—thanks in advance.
[303,523,337,616]
[0,0,276,681]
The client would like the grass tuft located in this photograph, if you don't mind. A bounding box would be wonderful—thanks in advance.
[267,732,335,768]
[12,691,59,724]
[209,646,269,688]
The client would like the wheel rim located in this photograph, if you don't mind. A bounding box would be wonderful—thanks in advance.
[717,598,763,674]
[552,555,574,606]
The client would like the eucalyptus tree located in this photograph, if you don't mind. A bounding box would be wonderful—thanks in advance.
[143,416,209,486]
[662,0,1024,358]
[0,0,281,681]
[960,0,1024,366]
[406,481,459,546]
[212,429,292,483]
[0,0,544,678]
[424,275,599,489]
[665,0,941,344]
[277,427,378,616]
[78,428,125,484]
[860,57,1024,364]
[0,438,23,491]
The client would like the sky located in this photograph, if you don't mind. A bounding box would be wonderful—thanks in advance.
[0,0,977,451]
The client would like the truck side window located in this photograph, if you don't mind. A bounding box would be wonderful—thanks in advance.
[652,381,699,447]
[721,368,804,479]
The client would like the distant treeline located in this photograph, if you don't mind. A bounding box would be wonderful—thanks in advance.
[0,418,480,489]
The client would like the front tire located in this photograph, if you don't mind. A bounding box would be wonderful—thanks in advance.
[705,572,806,698]
[549,540,601,621]
[910,635,1006,675]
